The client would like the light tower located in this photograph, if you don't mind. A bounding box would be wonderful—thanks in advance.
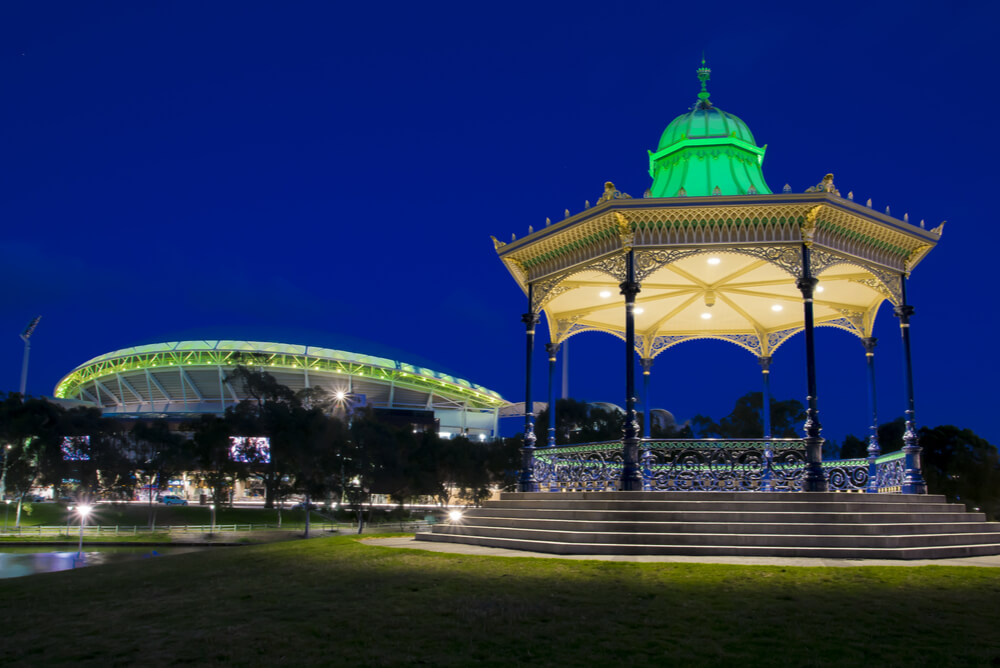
[19,316,41,397]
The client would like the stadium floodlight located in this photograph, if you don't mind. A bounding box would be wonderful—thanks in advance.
[19,316,41,397]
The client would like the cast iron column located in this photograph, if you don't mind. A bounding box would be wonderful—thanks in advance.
[640,357,653,438]
[759,356,773,439]
[545,342,558,448]
[862,337,881,493]
[519,285,540,492]
[620,250,642,491]
[797,245,828,492]
[759,355,774,492]
[895,277,928,494]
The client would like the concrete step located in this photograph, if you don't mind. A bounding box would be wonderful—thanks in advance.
[488,499,966,513]
[465,507,985,524]
[502,491,950,505]
[430,524,1000,549]
[463,516,1000,536]
[415,531,1000,560]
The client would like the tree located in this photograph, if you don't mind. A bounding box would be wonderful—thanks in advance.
[189,414,243,508]
[691,392,805,439]
[535,398,623,445]
[287,403,349,537]
[919,425,1000,520]
[132,420,186,527]
[836,434,869,460]
[225,365,301,510]
[0,395,65,526]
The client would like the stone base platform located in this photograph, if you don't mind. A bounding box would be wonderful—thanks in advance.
[415,491,1000,560]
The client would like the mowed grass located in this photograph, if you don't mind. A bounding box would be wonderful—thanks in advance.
[2,536,999,667]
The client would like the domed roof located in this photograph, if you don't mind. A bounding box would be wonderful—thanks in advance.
[648,61,772,198]
[657,106,757,152]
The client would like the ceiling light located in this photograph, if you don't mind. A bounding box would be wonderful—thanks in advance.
[634,307,644,314]
[771,304,783,312]
[816,285,825,293]
[599,290,611,298]
[701,312,712,320]
[707,257,721,265]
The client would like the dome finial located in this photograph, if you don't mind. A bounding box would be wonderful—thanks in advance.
[696,55,712,107]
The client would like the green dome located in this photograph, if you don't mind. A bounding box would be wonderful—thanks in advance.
[657,106,757,151]
[648,62,772,198]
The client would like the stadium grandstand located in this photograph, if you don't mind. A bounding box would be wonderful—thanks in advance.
[54,341,507,439]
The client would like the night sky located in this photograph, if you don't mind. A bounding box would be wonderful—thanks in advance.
[1,1,997,446]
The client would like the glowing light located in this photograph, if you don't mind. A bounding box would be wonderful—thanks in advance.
[701,312,712,320]
[771,304,783,312]
[77,504,93,518]
[634,307,644,314]
[335,391,346,401]
[448,510,463,522]
[816,285,825,293]
[707,257,721,265]
[599,290,612,298]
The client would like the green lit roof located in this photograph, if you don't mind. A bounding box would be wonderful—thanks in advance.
[55,340,506,408]
[648,61,772,198]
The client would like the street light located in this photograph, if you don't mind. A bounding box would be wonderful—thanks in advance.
[3,499,9,533]
[19,316,41,397]
[209,503,216,535]
[77,504,92,557]
[67,505,74,536]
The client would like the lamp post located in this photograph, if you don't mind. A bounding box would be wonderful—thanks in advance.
[19,316,42,397]
[4,499,9,533]
[67,505,74,536]
[209,503,216,535]
[77,504,92,557]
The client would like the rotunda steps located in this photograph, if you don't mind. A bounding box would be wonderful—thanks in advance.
[415,491,1000,559]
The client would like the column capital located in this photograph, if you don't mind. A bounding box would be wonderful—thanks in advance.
[521,312,540,328]
[619,280,640,300]
[795,276,818,297]
[893,304,915,321]
[545,341,559,357]
[862,337,878,354]
[758,355,772,371]
[640,357,653,373]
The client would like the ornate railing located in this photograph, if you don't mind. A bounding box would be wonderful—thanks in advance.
[531,441,908,493]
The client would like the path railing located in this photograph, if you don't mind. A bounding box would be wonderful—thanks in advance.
[0,520,440,537]
[532,440,908,493]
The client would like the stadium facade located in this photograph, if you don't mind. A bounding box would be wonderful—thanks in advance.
[54,340,507,439]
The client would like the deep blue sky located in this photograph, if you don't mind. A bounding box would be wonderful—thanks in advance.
[1,1,997,446]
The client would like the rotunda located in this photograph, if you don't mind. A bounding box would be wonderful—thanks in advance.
[493,62,942,495]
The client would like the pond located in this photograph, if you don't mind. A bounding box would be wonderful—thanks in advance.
[0,546,210,579]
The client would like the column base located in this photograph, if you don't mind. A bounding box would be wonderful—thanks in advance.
[519,446,539,493]
[620,437,643,491]
[801,436,828,492]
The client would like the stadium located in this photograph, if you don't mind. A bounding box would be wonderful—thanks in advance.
[54,340,508,440]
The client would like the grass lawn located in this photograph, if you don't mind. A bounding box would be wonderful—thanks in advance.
[1,535,999,666]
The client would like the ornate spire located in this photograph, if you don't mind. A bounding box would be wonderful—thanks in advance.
[696,56,711,108]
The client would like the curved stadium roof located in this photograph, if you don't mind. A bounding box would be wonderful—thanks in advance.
[55,341,507,434]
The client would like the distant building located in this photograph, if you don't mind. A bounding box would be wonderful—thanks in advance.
[54,340,507,440]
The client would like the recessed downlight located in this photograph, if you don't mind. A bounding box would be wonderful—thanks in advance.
[707,257,721,265]
[816,285,825,293]
[771,304,783,312]
[701,312,712,320]
[634,307,644,314]
[599,290,612,298]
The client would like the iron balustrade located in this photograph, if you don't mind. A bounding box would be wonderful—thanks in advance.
[531,440,910,493]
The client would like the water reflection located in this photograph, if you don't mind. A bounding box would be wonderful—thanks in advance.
[0,547,204,579]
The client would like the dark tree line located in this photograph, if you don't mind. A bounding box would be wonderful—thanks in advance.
[0,367,522,531]
[4,381,997,523]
